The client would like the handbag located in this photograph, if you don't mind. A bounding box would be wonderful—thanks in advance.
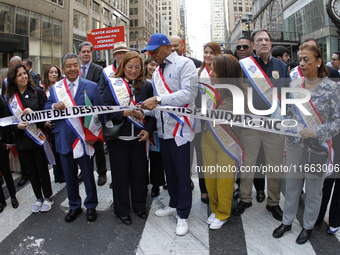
[102,119,124,140]
[299,138,328,177]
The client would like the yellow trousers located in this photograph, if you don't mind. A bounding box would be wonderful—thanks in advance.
[201,130,235,221]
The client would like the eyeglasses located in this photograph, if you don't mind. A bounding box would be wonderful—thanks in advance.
[236,45,250,50]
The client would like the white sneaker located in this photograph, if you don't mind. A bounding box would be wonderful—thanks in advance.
[207,213,216,224]
[328,226,339,235]
[155,206,176,217]
[31,199,43,213]
[176,216,189,236]
[209,218,227,230]
[40,198,54,213]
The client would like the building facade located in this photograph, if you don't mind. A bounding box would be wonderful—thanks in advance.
[159,0,181,37]
[211,0,227,46]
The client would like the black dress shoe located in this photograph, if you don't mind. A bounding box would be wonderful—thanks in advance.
[11,197,19,209]
[232,201,252,216]
[233,188,240,199]
[256,190,265,203]
[118,215,132,225]
[0,202,7,213]
[266,205,283,221]
[296,228,313,244]
[0,175,4,185]
[109,183,113,189]
[134,209,147,219]
[201,193,209,204]
[18,177,29,187]
[65,208,83,222]
[86,208,97,221]
[163,183,168,190]
[151,186,160,197]
[97,175,107,186]
[273,223,292,238]
[77,173,83,183]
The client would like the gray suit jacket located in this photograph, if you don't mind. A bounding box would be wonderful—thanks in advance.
[86,62,103,84]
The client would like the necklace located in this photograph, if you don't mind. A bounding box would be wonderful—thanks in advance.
[305,78,321,83]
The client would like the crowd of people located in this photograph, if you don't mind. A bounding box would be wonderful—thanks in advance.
[0,29,339,245]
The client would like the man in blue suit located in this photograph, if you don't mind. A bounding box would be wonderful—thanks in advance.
[45,53,101,222]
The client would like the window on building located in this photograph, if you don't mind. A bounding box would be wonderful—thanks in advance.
[234,0,237,3]
[130,20,134,27]
[42,15,52,41]
[16,8,28,35]
[103,8,109,19]
[75,0,87,6]
[239,0,242,3]
[246,7,249,12]
[130,31,135,39]
[92,19,100,30]
[129,8,133,15]
[134,19,138,26]
[239,7,242,11]
[73,11,87,36]
[134,8,138,14]
[53,19,62,42]
[92,1,100,13]
[30,12,41,38]
[234,7,237,11]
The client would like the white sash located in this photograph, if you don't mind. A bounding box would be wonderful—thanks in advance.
[53,79,94,158]
[153,66,194,146]
[239,56,282,119]
[290,78,334,173]
[107,77,144,129]
[204,86,244,167]
[199,66,211,79]
[8,93,55,165]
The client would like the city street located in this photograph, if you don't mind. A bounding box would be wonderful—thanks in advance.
[0,155,340,255]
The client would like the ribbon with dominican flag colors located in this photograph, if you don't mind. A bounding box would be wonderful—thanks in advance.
[201,83,244,167]
[53,78,94,158]
[199,65,211,79]
[84,90,104,142]
[290,78,334,173]
[153,66,194,146]
[239,56,282,119]
[8,94,55,165]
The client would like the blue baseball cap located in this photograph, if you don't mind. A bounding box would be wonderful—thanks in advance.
[141,33,170,53]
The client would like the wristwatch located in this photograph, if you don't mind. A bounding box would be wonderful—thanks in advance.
[156,96,162,104]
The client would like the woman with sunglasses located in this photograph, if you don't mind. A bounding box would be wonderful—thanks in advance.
[273,44,340,244]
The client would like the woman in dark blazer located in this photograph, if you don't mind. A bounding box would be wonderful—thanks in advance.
[102,51,155,225]
[6,63,53,214]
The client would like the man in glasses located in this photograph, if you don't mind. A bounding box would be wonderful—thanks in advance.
[235,37,253,59]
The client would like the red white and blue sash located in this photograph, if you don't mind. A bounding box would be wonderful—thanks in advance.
[290,66,303,80]
[153,66,194,146]
[8,94,55,165]
[52,78,95,158]
[204,86,244,167]
[240,56,282,119]
[199,65,211,79]
[290,78,334,172]
[107,77,144,129]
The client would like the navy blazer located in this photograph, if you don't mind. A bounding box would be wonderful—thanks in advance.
[44,77,102,155]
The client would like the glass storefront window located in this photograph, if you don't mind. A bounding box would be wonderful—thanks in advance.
[42,16,53,41]
[42,40,52,57]
[0,3,15,33]
[16,8,29,35]
[30,12,41,38]
[29,38,41,56]
[53,42,62,58]
[53,19,62,42]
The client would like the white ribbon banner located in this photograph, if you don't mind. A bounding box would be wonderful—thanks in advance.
[0,105,303,137]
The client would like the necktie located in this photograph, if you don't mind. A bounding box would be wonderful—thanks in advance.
[81,66,86,78]
[160,63,166,74]
[69,82,75,97]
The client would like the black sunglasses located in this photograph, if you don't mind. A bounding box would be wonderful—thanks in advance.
[236,45,250,50]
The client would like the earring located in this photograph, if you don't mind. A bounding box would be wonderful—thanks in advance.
[317,65,320,68]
